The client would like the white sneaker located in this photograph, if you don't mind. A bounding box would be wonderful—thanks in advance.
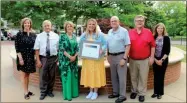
[91,92,98,100]
[86,92,93,99]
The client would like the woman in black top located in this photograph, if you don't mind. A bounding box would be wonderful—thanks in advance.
[151,23,171,99]
[15,18,36,100]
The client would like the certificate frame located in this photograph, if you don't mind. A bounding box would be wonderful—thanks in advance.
[79,40,102,60]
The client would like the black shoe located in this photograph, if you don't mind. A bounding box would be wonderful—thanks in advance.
[24,93,30,100]
[47,92,54,97]
[157,95,162,99]
[28,91,35,96]
[151,94,157,98]
[130,93,137,99]
[39,94,46,100]
[108,94,119,98]
[115,97,127,103]
[139,96,145,102]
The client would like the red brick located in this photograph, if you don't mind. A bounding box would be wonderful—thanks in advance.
[12,60,181,93]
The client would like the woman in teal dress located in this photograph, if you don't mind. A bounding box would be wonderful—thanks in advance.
[58,21,79,101]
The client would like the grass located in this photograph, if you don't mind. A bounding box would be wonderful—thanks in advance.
[173,36,186,39]
[172,45,186,62]
[170,36,186,41]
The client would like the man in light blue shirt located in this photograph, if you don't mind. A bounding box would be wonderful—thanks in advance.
[107,16,131,103]
[34,20,59,100]
[107,26,130,53]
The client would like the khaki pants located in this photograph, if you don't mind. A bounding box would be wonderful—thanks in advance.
[129,58,149,96]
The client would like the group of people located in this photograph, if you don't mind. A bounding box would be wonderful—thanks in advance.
[15,15,170,103]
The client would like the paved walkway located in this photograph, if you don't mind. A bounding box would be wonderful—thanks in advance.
[1,41,186,102]
[171,40,186,45]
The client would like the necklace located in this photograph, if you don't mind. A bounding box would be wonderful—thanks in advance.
[67,34,72,39]
[157,36,163,39]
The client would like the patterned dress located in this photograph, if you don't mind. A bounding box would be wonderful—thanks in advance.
[58,33,79,101]
[15,31,36,73]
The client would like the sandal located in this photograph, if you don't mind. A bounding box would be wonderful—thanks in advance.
[28,91,35,96]
[24,93,30,100]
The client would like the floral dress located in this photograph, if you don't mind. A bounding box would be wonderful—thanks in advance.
[58,33,79,101]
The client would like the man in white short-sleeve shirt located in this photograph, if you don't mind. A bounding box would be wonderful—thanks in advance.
[34,20,59,100]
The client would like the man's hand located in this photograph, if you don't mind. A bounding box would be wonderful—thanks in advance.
[36,60,42,68]
[107,55,111,64]
[149,57,154,66]
[119,59,126,67]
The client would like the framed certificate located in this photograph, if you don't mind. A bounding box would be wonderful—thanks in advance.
[79,41,102,60]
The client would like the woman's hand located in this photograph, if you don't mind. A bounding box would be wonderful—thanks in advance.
[155,59,162,66]
[18,54,24,66]
[19,58,24,66]
[99,49,103,55]
[70,56,76,62]
[157,60,163,66]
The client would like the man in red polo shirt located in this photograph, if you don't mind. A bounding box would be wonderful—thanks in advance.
[128,15,156,102]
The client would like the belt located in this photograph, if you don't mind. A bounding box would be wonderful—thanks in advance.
[108,52,124,56]
[39,55,57,58]
[130,57,149,60]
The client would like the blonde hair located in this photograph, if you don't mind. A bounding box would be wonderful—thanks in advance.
[85,18,99,37]
[134,15,147,22]
[42,20,52,28]
[21,17,34,32]
[63,21,75,33]
[153,23,168,37]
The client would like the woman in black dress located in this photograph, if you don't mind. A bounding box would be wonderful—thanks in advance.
[15,17,36,100]
[151,23,171,99]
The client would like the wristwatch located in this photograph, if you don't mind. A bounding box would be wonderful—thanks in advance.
[123,57,127,61]
[161,58,165,62]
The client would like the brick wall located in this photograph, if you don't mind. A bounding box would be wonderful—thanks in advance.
[13,60,181,94]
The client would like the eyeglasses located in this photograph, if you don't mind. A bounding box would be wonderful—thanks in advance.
[135,20,144,22]
[111,20,118,22]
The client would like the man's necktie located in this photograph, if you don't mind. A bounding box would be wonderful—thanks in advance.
[46,33,50,56]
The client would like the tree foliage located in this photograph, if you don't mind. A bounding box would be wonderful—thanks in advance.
[1,20,4,27]
[97,18,130,34]
[1,1,186,37]
[156,1,186,36]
